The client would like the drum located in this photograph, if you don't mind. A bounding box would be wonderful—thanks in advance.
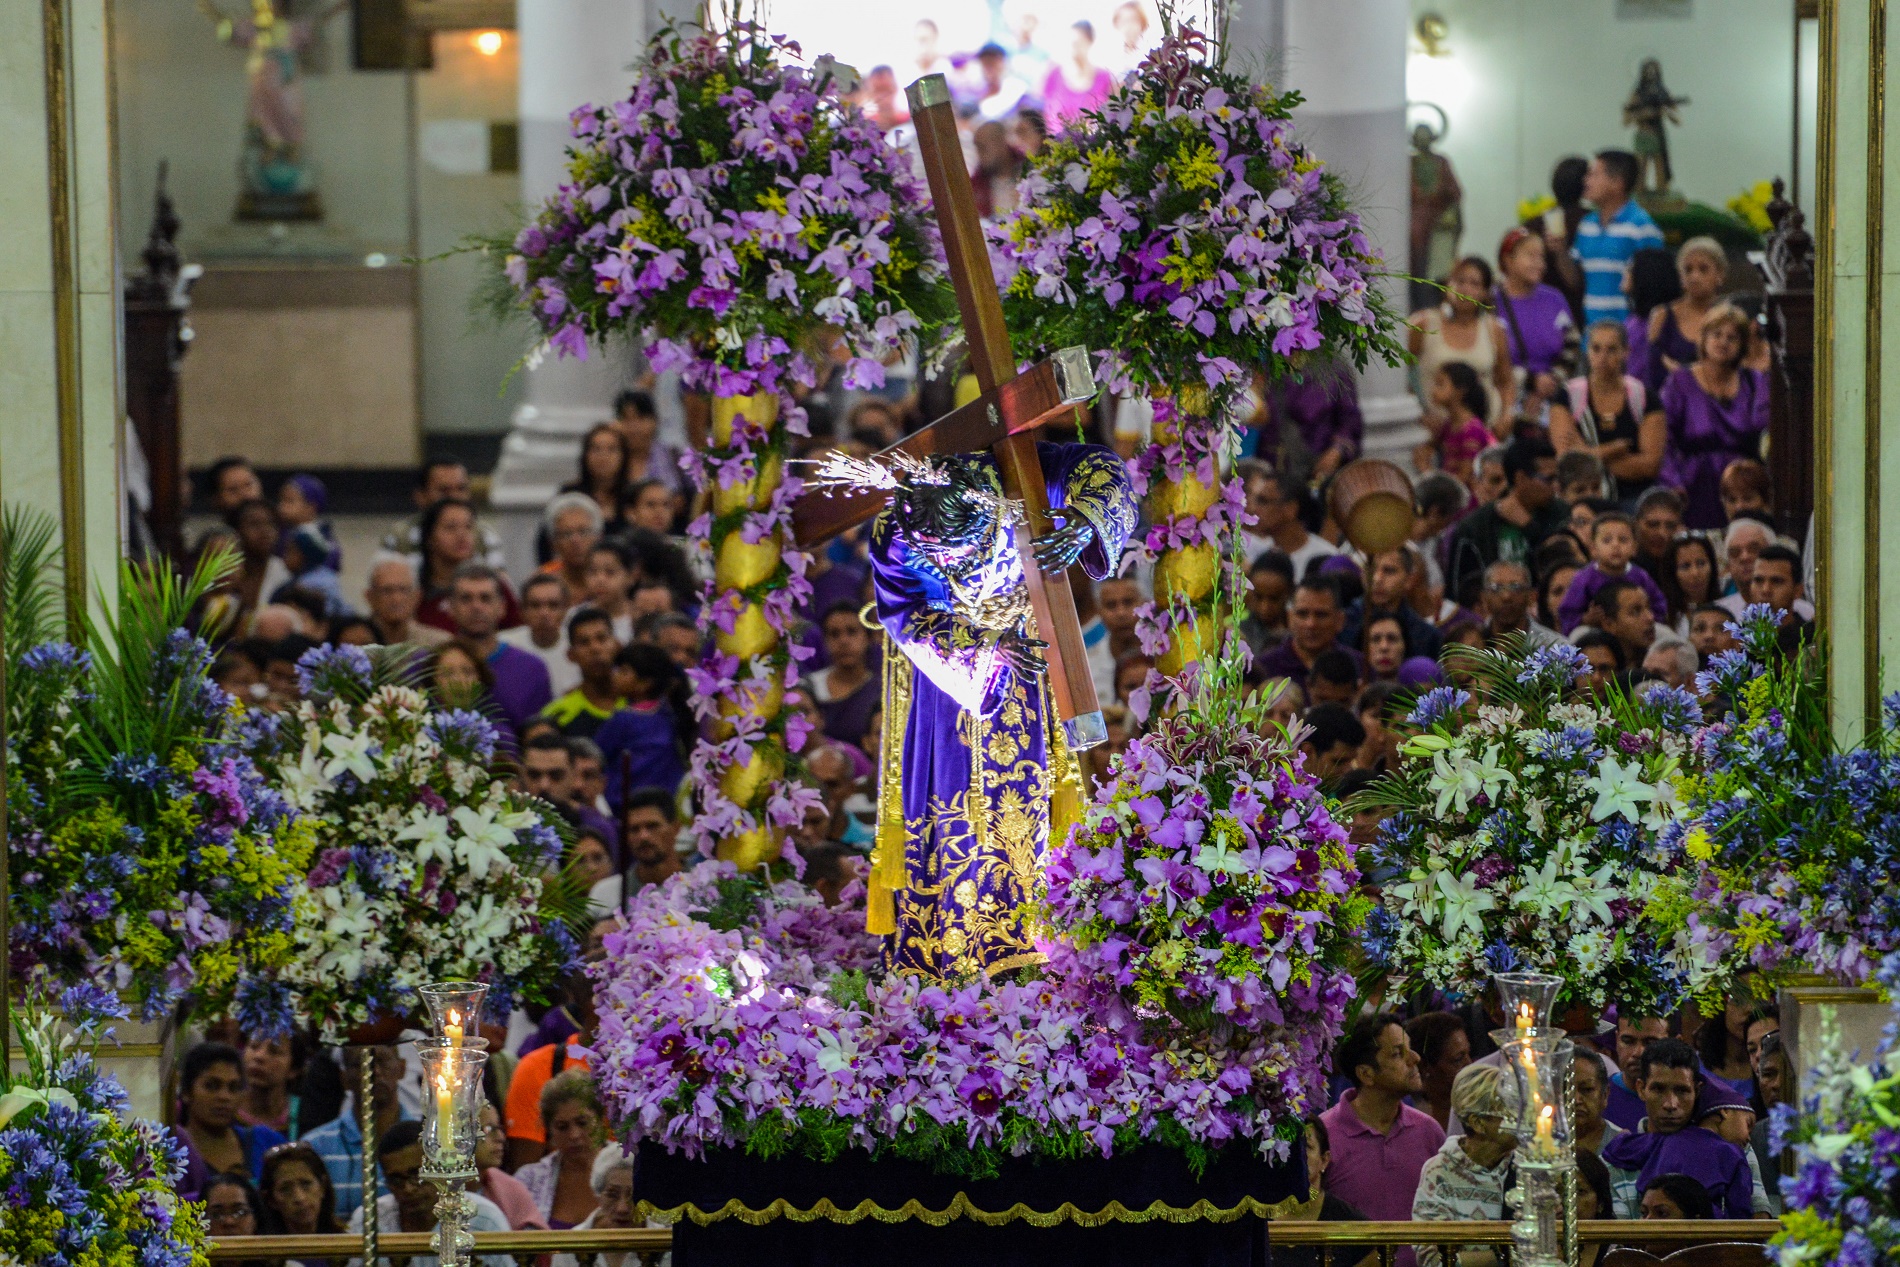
[1329,458,1417,554]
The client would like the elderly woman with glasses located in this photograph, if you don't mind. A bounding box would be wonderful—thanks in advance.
[551,1145,638,1267]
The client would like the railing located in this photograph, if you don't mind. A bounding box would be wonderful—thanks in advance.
[206,1220,1780,1264]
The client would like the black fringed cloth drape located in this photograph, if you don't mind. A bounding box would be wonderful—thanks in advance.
[635,1139,1309,1267]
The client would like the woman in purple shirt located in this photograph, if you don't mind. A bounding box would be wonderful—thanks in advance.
[1493,227,1577,416]
[1660,305,1769,529]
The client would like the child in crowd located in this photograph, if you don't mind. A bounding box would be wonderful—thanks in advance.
[1555,512,1669,635]
[275,474,341,571]
[1418,364,1495,493]
[596,643,690,809]
[1718,459,1773,524]
[1556,451,1607,505]
[279,523,351,618]
[583,541,637,643]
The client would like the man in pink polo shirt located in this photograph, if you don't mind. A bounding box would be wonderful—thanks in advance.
[1320,1011,1447,1267]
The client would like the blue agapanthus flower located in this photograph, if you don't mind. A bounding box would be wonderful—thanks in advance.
[1640,680,1705,730]
[1406,686,1471,728]
[56,983,126,1033]
[428,708,499,763]
[18,641,91,678]
[1696,648,1761,698]
[1516,642,1590,688]
[296,642,374,702]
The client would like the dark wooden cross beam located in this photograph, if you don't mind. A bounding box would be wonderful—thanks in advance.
[789,72,1108,751]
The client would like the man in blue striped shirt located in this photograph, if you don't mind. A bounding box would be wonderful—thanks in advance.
[1570,149,1664,325]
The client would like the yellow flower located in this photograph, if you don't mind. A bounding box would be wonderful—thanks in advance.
[1683,824,1716,861]
[1517,193,1558,222]
[1173,142,1222,191]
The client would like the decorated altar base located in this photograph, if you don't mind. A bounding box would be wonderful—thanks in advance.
[636,1142,1306,1267]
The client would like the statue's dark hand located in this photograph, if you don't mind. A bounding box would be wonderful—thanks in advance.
[995,629,1049,680]
[1032,518,1094,572]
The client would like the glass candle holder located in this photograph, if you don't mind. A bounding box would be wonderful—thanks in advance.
[1502,1035,1574,1163]
[417,1040,488,1176]
[418,981,489,1047]
[1493,971,1565,1041]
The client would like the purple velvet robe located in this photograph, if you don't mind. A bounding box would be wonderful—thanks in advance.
[1660,366,1769,529]
[867,442,1137,979]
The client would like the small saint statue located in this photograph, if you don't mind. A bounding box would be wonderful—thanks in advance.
[1409,121,1463,312]
[1624,59,1689,195]
[198,0,347,221]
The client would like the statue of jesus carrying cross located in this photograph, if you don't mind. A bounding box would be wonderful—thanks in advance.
[793,75,1137,980]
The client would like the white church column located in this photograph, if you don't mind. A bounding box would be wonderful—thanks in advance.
[1241,0,1422,467]
[0,0,123,621]
[489,0,648,514]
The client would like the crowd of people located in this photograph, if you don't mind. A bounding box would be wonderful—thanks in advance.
[1291,993,1789,1255]
[179,977,642,1262]
[169,110,1801,1242]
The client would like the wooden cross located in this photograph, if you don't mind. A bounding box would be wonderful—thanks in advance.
[790,72,1108,751]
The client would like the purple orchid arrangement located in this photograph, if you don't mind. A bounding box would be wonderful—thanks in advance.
[588,676,1365,1173]
[991,32,1400,406]
[495,20,952,395]
[1040,675,1368,1137]
[991,31,1402,676]
[493,20,954,867]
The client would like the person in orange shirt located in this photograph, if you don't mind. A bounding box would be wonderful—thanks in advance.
[504,974,596,1170]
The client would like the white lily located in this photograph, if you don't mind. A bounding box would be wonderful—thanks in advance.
[1513,855,1579,920]
[0,1085,79,1130]
[450,805,517,879]
[1583,754,1655,822]
[320,729,381,784]
[1434,869,1497,941]
[393,812,457,869]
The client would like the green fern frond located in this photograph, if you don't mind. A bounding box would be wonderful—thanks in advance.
[1,504,63,656]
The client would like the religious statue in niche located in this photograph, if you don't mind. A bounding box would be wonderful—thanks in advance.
[1624,58,1690,194]
[812,447,1136,981]
[1409,116,1463,312]
[196,0,347,221]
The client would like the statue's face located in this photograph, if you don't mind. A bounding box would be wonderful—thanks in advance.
[893,458,997,563]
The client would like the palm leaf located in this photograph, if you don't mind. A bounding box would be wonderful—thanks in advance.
[538,859,598,943]
[1,504,63,656]
[71,548,238,806]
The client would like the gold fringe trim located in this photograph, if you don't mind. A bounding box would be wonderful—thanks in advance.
[636,1191,1309,1228]
[867,632,911,937]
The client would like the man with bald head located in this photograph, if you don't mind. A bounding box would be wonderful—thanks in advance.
[1716,519,1814,623]
[364,555,449,647]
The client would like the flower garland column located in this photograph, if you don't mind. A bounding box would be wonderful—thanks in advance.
[1130,388,1249,679]
[687,378,821,871]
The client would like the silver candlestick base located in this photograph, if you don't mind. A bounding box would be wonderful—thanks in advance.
[1510,1159,1573,1267]
[423,1166,480,1267]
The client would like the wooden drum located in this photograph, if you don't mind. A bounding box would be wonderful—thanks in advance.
[1329,458,1416,555]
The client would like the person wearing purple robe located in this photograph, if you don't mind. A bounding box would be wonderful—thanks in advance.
[1658,309,1768,529]
[843,442,1136,979]
[1602,1037,1755,1218]
[1251,362,1364,482]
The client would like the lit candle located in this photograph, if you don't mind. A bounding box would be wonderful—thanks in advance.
[446,1009,464,1048]
[1535,1103,1554,1156]
[436,1068,456,1153]
[1516,1001,1534,1038]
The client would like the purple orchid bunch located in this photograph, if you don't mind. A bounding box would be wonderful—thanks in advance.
[991,30,1404,412]
[1040,688,1367,1131]
[1121,395,1252,675]
[589,838,1357,1172]
[495,20,953,393]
